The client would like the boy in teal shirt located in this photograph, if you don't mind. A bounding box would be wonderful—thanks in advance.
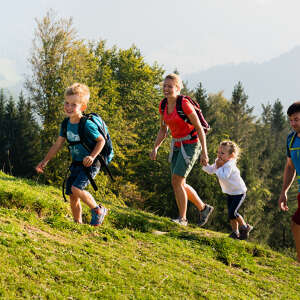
[36,83,107,226]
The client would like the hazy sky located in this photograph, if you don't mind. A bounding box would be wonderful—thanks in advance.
[1,0,300,89]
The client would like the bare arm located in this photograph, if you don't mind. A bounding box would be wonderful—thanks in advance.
[150,114,168,160]
[83,135,106,167]
[278,157,296,211]
[186,111,208,166]
[35,136,66,173]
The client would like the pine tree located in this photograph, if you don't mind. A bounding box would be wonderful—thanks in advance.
[228,81,255,144]
[0,89,6,171]
[14,91,41,177]
[2,96,17,174]
[194,82,209,115]
[271,99,286,133]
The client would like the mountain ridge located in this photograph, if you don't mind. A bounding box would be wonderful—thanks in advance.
[183,46,300,114]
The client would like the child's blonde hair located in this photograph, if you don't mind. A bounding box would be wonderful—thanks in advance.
[220,140,241,160]
[164,73,183,90]
[64,83,90,105]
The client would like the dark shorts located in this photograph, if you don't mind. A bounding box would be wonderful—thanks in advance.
[226,193,246,220]
[171,142,202,178]
[292,193,300,225]
[66,163,100,195]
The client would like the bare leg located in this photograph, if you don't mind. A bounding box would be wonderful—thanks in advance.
[171,174,188,219]
[230,219,239,232]
[71,186,98,209]
[172,174,207,219]
[184,183,206,211]
[291,221,300,262]
[236,215,247,228]
[69,194,82,223]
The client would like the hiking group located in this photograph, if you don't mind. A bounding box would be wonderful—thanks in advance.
[36,75,300,262]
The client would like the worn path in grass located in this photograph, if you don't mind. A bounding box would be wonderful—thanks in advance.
[0,172,299,299]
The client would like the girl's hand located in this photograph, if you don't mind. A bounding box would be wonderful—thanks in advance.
[83,156,94,167]
[215,158,225,168]
[150,148,158,160]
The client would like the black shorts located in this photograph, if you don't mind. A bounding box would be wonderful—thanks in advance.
[226,193,246,220]
[66,163,100,195]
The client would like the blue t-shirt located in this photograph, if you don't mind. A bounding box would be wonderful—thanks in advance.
[287,131,300,191]
[59,119,100,162]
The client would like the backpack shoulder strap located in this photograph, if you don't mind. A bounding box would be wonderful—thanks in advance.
[289,131,298,150]
[61,117,69,139]
[78,115,91,151]
[78,114,108,151]
[88,113,107,141]
[160,98,168,114]
[80,113,114,181]
[176,95,190,123]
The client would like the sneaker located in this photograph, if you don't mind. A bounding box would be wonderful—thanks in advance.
[90,206,108,226]
[171,217,188,226]
[198,204,214,226]
[229,231,240,239]
[239,224,253,240]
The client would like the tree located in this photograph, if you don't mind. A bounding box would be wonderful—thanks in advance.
[227,81,255,145]
[25,10,98,183]
[0,91,41,177]
[271,99,286,133]
[92,41,165,204]
[194,82,209,115]
[0,89,6,168]
[14,91,41,177]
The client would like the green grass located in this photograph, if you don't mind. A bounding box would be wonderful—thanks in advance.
[0,171,299,299]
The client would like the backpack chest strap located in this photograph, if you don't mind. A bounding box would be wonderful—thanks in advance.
[67,140,82,146]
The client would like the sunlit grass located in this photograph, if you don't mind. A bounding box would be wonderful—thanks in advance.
[0,171,299,299]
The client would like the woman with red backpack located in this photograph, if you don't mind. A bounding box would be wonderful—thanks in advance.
[150,73,214,226]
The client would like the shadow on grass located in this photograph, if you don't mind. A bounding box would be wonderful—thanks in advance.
[170,230,270,270]
[108,206,176,233]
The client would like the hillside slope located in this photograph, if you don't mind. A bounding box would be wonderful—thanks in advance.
[0,171,299,299]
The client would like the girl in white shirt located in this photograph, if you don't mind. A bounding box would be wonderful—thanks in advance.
[202,140,253,240]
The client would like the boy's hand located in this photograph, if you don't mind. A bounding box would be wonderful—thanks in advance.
[35,161,47,173]
[83,156,94,167]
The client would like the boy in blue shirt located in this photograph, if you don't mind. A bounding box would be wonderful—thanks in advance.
[36,83,108,226]
[279,101,300,262]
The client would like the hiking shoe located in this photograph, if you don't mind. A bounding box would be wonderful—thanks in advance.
[198,204,214,226]
[229,231,240,239]
[171,217,188,226]
[239,224,253,240]
[90,206,108,226]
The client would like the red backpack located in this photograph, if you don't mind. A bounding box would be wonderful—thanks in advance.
[160,95,210,133]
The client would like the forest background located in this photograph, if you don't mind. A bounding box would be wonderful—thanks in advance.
[0,12,296,256]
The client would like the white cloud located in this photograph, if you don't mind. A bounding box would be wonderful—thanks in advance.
[0,58,22,88]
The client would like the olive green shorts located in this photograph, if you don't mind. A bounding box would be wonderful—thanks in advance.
[170,142,202,178]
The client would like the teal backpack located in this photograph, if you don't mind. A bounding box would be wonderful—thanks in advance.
[61,113,114,200]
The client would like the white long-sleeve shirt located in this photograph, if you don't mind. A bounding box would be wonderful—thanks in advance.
[202,159,247,195]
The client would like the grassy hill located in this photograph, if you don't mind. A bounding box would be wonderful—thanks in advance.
[0,171,299,299]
